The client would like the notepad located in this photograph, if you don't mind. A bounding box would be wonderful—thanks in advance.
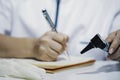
[29,57,96,73]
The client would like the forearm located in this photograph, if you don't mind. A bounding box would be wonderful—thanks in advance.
[0,31,68,61]
[0,34,36,58]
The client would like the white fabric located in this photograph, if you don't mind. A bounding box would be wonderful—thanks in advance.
[0,0,120,56]
[0,58,46,80]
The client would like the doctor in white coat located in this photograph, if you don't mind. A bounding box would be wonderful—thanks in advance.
[0,0,120,61]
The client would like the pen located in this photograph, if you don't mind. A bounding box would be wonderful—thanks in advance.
[42,9,57,32]
[42,9,70,60]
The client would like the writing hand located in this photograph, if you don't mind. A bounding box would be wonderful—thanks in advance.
[34,31,68,61]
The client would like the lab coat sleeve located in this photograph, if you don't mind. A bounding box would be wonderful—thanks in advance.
[110,11,120,32]
[0,0,14,35]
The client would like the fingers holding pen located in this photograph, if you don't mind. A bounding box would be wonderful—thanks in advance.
[46,31,69,48]
[41,10,69,61]
[34,31,69,61]
[49,31,68,43]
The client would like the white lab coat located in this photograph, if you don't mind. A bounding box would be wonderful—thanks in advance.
[0,0,120,57]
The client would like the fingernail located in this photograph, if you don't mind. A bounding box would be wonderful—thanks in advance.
[109,48,114,54]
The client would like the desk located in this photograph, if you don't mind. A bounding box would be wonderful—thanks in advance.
[0,48,120,80]
[0,61,119,80]
[45,61,120,80]
[44,48,120,80]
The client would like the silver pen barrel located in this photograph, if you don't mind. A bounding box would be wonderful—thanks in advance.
[42,9,57,32]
